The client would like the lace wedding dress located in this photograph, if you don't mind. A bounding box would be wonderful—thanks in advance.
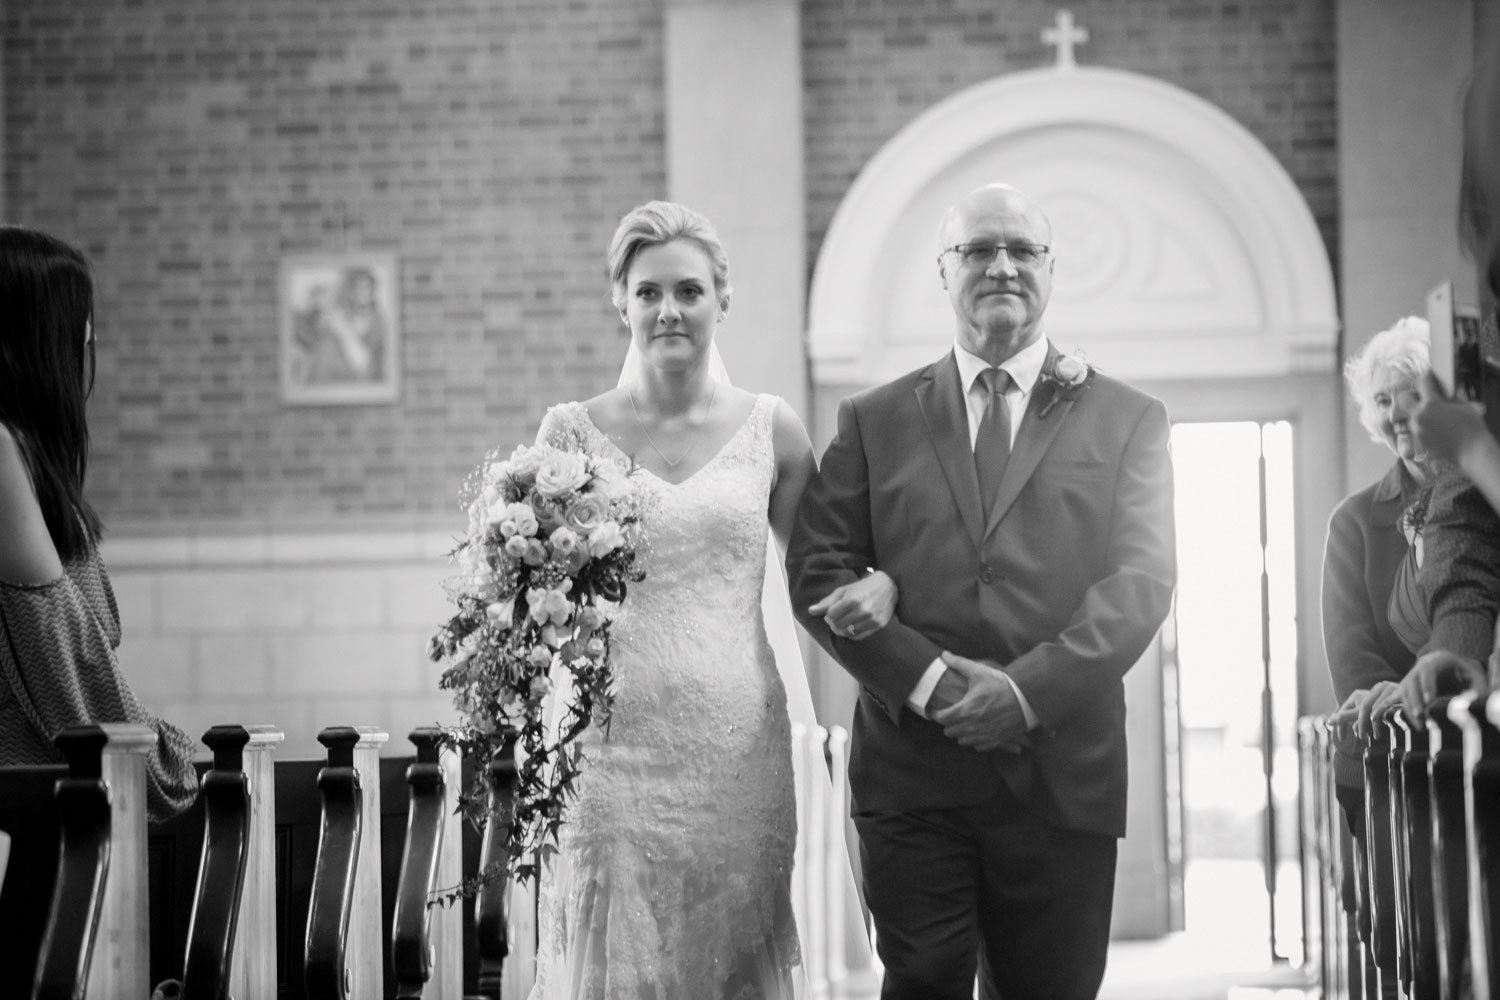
[529,393,801,999]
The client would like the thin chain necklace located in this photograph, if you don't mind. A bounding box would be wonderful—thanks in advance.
[626,379,718,469]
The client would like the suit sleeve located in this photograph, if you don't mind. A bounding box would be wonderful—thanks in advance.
[1001,398,1177,726]
[1420,467,1500,661]
[786,396,943,723]
[1320,496,1404,701]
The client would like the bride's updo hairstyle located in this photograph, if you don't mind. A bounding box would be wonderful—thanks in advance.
[607,200,732,311]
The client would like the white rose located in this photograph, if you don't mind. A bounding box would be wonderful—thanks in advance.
[563,493,609,534]
[549,526,581,557]
[587,520,625,558]
[1053,355,1088,386]
[590,458,632,499]
[534,452,590,498]
[506,445,545,483]
[504,502,539,538]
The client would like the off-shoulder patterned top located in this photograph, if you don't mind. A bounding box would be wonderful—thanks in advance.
[0,546,198,822]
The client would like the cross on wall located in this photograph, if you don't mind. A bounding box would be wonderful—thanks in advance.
[1042,9,1089,69]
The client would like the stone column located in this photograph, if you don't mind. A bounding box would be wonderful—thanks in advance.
[663,0,807,414]
[1337,0,1475,493]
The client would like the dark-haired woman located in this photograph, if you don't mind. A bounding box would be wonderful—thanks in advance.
[0,226,196,822]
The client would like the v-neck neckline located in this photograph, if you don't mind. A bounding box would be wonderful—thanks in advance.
[580,397,761,487]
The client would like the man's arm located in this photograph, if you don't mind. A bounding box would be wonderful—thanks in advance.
[786,396,943,722]
[1420,465,1500,663]
[999,399,1177,726]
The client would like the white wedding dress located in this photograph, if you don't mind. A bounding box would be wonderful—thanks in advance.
[529,394,802,999]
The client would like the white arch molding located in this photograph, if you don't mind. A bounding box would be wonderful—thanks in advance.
[806,66,1340,384]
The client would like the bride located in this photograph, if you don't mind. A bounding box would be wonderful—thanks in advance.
[528,201,890,998]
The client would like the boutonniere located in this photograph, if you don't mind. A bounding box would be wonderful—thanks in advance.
[1036,352,1094,419]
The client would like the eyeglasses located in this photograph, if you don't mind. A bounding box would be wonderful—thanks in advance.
[939,243,1051,270]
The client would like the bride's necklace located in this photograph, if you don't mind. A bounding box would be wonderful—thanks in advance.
[626,380,718,469]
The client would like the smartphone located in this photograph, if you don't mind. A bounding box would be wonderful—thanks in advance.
[1426,281,1484,401]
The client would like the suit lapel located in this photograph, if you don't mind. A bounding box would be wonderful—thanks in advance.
[915,353,985,549]
[982,346,1073,541]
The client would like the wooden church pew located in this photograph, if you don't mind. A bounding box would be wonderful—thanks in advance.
[148,724,283,997]
[0,723,158,1000]
[1296,717,1327,995]
[1428,696,1469,1000]
[179,726,255,998]
[302,726,387,999]
[1395,710,1440,999]
[1363,714,1400,992]
[472,729,520,1000]
[383,728,463,999]
[1466,691,1500,1000]
[1383,713,1413,996]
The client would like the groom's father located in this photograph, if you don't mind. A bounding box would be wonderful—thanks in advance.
[787,183,1176,1000]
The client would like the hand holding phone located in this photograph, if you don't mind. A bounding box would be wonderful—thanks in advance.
[1426,281,1484,401]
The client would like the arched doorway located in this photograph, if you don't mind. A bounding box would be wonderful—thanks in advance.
[802,63,1341,945]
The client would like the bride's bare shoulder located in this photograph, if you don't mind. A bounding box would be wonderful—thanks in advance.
[578,388,630,436]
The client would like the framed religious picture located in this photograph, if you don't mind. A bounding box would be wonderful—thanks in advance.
[279,252,401,405]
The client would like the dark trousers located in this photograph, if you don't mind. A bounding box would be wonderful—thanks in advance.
[854,786,1118,1000]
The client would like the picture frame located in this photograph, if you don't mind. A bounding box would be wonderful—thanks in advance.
[279,252,401,405]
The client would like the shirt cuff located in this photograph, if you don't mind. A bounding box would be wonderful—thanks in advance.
[905,657,949,718]
[1002,672,1040,730]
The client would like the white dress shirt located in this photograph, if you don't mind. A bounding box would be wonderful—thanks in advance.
[904,337,1046,728]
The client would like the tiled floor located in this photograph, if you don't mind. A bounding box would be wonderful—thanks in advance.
[1098,859,1319,1000]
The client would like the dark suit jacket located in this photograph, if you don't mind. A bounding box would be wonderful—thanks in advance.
[1420,464,1500,661]
[787,347,1176,838]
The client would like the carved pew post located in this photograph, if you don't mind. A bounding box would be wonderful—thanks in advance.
[1308,718,1332,999]
[304,725,388,1000]
[474,728,519,1000]
[1364,713,1399,992]
[180,726,254,999]
[228,725,283,999]
[32,726,115,1000]
[391,727,462,999]
[432,743,463,1000]
[1323,715,1362,1000]
[1385,713,1413,995]
[1397,711,1440,999]
[1464,691,1500,1000]
[1296,718,1322,991]
[1429,697,1469,1000]
[84,723,160,999]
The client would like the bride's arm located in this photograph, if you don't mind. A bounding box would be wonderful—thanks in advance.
[767,400,897,640]
[767,398,817,555]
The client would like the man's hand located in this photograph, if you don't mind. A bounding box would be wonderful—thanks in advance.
[1406,370,1489,468]
[925,667,968,714]
[809,570,898,641]
[929,651,1029,753]
[1399,650,1487,723]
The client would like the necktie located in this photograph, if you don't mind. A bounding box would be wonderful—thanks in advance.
[975,368,1012,518]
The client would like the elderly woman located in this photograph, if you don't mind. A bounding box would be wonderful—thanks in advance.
[1324,317,1432,720]
[1321,316,1431,995]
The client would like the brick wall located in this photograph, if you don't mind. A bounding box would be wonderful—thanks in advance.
[802,0,1339,281]
[4,0,665,529]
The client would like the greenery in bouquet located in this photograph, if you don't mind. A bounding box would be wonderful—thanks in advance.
[429,442,647,890]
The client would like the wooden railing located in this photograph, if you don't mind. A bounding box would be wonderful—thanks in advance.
[1301,694,1500,1000]
[4,718,879,998]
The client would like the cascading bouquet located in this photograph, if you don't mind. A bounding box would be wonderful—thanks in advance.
[428,442,647,888]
